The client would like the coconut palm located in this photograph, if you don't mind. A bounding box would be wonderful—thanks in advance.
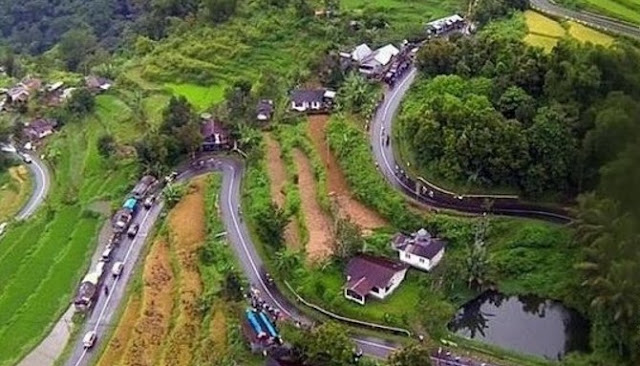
[573,193,640,356]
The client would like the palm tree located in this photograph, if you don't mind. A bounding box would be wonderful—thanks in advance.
[573,193,640,355]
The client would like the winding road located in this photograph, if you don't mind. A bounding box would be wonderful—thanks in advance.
[371,67,572,224]
[35,4,640,365]
[15,152,50,220]
[64,156,398,366]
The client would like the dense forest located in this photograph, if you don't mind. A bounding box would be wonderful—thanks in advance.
[0,0,240,55]
[401,34,640,364]
[404,37,640,198]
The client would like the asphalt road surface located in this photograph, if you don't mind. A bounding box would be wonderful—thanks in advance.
[530,0,640,40]
[13,152,50,220]
[371,67,572,224]
[64,156,401,366]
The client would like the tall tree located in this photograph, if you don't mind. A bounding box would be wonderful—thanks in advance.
[203,0,238,23]
[58,28,97,71]
[295,322,354,366]
[66,88,96,116]
[388,344,432,366]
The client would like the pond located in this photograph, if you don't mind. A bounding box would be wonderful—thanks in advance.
[448,291,590,360]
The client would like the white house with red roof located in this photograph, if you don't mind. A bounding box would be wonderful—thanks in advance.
[392,228,446,272]
[344,254,408,305]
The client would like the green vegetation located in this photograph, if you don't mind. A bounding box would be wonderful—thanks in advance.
[407,35,639,200]
[0,94,138,365]
[0,166,31,221]
[326,115,420,230]
[557,0,640,25]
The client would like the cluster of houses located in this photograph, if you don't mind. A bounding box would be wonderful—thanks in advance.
[344,228,446,305]
[0,75,114,150]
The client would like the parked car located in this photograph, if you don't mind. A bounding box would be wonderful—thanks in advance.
[100,246,113,262]
[111,261,124,277]
[0,222,7,236]
[164,171,178,183]
[83,331,97,348]
[143,195,156,209]
[127,223,139,238]
[21,153,32,164]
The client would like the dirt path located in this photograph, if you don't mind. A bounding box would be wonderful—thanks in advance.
[293,149,333,262]
[307,115,387,230]
[264,134,302,249]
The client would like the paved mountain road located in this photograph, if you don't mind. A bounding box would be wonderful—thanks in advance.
[63,157,399,366]
[371,67,573,223]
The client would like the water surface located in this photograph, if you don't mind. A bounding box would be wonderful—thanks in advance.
[449,291,589,360]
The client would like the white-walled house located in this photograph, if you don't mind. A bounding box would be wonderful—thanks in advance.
[290,89,335,113]
[344,254,408,305]
[392,228,445,272]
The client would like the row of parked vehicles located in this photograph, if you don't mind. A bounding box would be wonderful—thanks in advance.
[73,175,159,317]
[75,171,181,349]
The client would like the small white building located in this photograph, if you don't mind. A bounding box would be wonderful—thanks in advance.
[344,254,408,305]
[392,228,445,272]
[290,89,335,113]
[348,43,400,76]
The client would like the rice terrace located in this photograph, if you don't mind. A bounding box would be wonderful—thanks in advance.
[0,0,638,366]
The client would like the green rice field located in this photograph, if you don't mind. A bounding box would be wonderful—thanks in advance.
[0,95,138,366]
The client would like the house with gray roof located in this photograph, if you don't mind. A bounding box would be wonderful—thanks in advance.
[344,254,408,305]
[392,228,445,271]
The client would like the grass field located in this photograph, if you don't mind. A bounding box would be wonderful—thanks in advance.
[342,0,463,31]
[0,95,138,366]
[164,83,225,111]
[0,166,31,222]
[523,11,615,51]
[558,0,640,25]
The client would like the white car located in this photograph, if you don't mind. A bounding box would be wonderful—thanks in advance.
[21,153,32,164]
[112,261,124,277]
[0,222,7,236]
[0,144,16,153]
[164,171,178,183]
[82,331,97,348]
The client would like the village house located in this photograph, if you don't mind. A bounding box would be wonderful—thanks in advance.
[85,75,112,93]
[6,86,29,104]
[200,115,230,151]
[392,228,446,272]
[44,81,65,106]
[346,43,400,76]
[344,254,408,305]
[23,118,58,141]
[5,77,43,105]
[256,99,274,121]
[425,14,466,36]
[290,89,335,113]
